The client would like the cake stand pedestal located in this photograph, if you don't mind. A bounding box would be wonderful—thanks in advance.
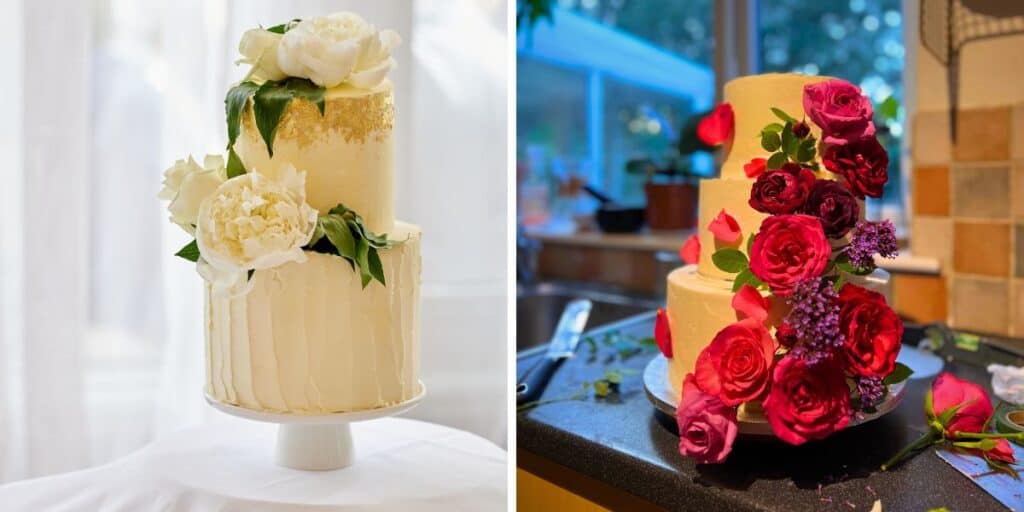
[205,382,426,471]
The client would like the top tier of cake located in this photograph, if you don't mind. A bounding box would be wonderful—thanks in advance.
[234,80,396,234]
[719,73,830,179]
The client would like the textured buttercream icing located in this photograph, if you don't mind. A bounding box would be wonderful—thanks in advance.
[206,222,421,413]
[235,80,396,233]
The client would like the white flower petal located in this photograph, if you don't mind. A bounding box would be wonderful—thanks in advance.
[348,58,394,89]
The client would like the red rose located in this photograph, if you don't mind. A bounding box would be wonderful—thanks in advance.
[748,163,816,215]
[837,284,903,378]
[697,103,734,147]
[822,136,889,199]
[655,308,673,359]
[929,372,993,438]
[694,319,776,406]
[677,374,738,464]
[763,355,851,445]
[803,179,860,238]
[743,158,767,178]
[748,214,830,297]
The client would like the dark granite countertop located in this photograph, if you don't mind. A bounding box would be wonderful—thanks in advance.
[517,312,1024,512]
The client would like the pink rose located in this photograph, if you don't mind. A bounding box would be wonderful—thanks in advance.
[708,209,741,243]
[763,355,851,445]
[748,214,830,297]
[677,374,738,464]
[929,372,993,438]
[679,235,700,265]
[802,79,876,145]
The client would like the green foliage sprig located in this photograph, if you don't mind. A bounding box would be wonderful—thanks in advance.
[225,78,325,160]
[759,108,819,170]
[306,204,400,288]
[710,233,765,292]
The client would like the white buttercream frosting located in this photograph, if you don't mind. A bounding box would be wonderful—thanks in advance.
[205,222,421,413]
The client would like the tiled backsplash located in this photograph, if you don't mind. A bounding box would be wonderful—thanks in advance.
[911,105,1024,338]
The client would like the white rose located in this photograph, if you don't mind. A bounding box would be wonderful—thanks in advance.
[238,28,287,81]
[194,165,318,296]
[159,155,226,235]
[277,12,401,89]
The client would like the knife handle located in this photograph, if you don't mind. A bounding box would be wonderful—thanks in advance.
[516,356,564,406]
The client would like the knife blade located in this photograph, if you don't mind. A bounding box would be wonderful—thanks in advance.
[516,299,592,406]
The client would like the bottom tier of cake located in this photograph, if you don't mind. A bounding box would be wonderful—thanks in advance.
[205,221,421,414]
[665,264,892,395]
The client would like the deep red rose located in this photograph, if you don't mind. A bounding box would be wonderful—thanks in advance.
[802,79,875,145]
[803,180,860,238]
[775,323,798,348]
[792,121,811,138]
[822,136,889,199]
[749,163,816,215]
[697,103,734,147]
[655,308,673,359]
[930,372,993,438]
[837,284,902,378]
[677,374,738,464]
[744,158,767,178]
[763,355,851,445]
[748,214,830,297]
[694,318,776,406]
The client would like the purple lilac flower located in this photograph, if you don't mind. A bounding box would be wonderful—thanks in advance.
[783,277,843,366]
[845,220,898,269]
[857,376,885,409]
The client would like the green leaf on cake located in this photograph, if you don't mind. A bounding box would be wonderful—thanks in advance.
[770,107,797,123]
[226,147,246,179]
[761,122,784,134]
[712,248,748,273]
[766,151,787,170]
[284,77,326,116]
[796,137,817,163]
[252,80,295,157]
[746,233,756,255]
[883,362,914,385]
[265,19,301,34]
[175,240,200,262]
[225,81,259,149]
[781,121,798,157]
[732,268,763,292]
[760,131,781,152]
[308,203,402,288]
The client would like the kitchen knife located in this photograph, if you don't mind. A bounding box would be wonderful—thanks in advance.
[516,298,592,406]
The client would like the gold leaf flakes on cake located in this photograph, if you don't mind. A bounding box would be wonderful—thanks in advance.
[241,90,393,148]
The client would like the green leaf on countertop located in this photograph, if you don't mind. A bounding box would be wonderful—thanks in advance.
[593,379,611,397]
[174,239,200,262]
[252,80,295,157]
[761,131,781,152]
[265,19,301,34]
[583,336,598,355]
[883,362,913,385]
[712,248,748,273]
[225,80,259,148]
[771,107,797,123]
[636,336,657,347]
[954,332,980,352]
[226,147,246,179]
[766,151,787,170]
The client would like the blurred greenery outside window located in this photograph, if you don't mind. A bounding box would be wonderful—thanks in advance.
[518,0,905,224]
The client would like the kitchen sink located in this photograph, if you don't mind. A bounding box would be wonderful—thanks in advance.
[517,281,662,351]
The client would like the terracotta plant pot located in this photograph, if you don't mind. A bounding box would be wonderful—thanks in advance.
[644,182,697,230]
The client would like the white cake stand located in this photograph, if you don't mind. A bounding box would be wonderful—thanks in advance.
[205,381,426,471]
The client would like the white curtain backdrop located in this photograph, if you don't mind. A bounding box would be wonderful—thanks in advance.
[0,0,508,483]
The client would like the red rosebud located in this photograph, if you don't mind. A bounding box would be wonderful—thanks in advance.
[680,234,700,265]
[929,372,993,438]
[743,158,767,179]
[748,214,830,297]
[792,121,811,138]
[748,163,816,215]
[837,283,903,378]
[986,438,1016,464]
[822,136,889,199]
[655,308,673,359]
[694,318,776,406]
[775,323,799,348]
[697,103,734,147]
[708,209,742,244]
[763,355,851,445]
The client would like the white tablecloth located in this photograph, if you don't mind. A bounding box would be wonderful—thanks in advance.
[0,417,507,511]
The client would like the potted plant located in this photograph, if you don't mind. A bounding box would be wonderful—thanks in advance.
[627,104,732,230]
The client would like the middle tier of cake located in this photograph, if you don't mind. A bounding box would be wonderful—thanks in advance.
[205,221,422,414]
[665,264,892,395]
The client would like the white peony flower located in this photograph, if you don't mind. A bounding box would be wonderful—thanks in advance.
[277,12,401,89]
[160,155,226,235]
[238,28,288,81]
[194,165,318,296]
